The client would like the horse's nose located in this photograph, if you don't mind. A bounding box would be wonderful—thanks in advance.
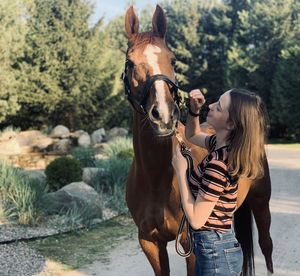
[150,105,160,120]
[149,104,180,125]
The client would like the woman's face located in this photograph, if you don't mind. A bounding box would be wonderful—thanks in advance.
[207,91,232,131]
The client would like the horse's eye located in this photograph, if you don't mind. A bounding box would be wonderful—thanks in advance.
[171,59,177,67]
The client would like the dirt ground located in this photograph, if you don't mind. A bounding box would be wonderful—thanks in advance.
[73,145,300,276]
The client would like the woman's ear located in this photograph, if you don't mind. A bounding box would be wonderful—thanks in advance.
[226,120,235,131]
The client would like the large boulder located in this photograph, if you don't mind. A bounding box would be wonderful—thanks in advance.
[106,127,128,141]
[82,167,105,186]
[52,139,70,154]
[19,169,47,190]
[50,125,70,138]
[0,138,21,155]
[41,182,102,219]
[91,128,106,144]
[77,132,91,147]
[16,130,53,152]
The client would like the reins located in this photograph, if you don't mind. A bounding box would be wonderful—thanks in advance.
[174,131,194,258]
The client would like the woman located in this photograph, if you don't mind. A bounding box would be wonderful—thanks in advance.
[172,88,268,275]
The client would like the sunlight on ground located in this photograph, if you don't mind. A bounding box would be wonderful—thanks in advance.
[36,260,84,276]
[270,197,300,215]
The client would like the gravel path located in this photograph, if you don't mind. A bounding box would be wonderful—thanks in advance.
[0,242,45,276]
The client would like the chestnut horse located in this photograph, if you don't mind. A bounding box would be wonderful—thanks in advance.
[124,5,273,276]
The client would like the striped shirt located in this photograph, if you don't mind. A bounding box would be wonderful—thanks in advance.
[188,135,238,232]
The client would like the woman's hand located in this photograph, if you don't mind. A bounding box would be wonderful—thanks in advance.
[172,144,188,176]
[189,89,206,114]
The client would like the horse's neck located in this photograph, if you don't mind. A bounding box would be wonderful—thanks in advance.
[132,115,175,171]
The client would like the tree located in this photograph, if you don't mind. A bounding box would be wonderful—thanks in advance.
[270,0,300,139]
[12,0,121,131]
[0,0,29,124]
[225,0,294,109]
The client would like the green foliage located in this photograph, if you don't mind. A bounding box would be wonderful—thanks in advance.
[71,146,96,167]
[0,161,45,225]
[9,0,125,131]
[0,0,29,123]
[270,7,300,139]
[95,157,130,214]
[45,157,83,191]
[0,0,299,138]
[88,137,133,213]
[165,0,232,122]
[101,137,133,159]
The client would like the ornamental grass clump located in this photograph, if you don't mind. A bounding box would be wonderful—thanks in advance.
[92,136,133,214]
[0,161,45,225]
[70,146,96,167]
[45,156,83,191]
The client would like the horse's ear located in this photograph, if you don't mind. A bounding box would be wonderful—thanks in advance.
[152,5,166,38]
[125,6,139,39]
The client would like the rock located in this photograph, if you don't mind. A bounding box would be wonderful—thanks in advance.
[0,138,21,155]
[41,182,102,219]
[52,139,70,154]
[82,167,105,185]
[106,127,128,141]
[0,130,18,142]
[72,130,86,139]
[50,125,70,138]
[19,169,47,190]
[91,128,106,144]
[14,131,53,154]
[78,132,91,147]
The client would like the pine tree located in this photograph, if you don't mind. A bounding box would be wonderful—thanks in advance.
[270,0,300,139]
[13,0,119,131]
[225,0,294,109]
[0,0,28,124]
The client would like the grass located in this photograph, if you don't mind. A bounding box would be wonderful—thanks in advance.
[28,215,137,269]
[0,161,46,225]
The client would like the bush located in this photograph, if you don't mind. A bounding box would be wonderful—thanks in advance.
[101,137,133,159]
[91,137,133,214]
[0,161,45,225]
[45,157,83,191]
[70,146,96,167]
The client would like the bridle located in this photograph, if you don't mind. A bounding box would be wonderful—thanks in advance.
[121,58,182,115]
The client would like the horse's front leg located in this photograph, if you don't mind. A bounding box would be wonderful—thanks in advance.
[139,230,170,276]
[180,232,196,276]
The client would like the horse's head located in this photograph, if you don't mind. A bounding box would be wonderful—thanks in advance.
[123,5,180,137]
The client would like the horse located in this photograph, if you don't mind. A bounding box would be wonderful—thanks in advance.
[123,5,273,275]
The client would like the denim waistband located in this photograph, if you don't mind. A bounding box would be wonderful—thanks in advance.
[191,228,236,241]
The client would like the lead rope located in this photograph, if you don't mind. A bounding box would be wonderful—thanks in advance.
[175,131,194,258]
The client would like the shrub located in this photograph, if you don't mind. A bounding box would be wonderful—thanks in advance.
[70,146,96,167]
[45,157,83,191]
[0,161,45,225]
[92,136,133,214]
[101,137,133,159]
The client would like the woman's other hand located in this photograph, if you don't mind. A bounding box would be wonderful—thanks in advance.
[189,89,206,114]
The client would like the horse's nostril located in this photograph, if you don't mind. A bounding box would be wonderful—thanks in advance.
[151,106,160,120]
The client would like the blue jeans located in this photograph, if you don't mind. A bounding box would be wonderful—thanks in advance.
[192,229,243,276]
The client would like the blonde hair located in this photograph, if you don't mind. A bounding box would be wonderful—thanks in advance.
[227,89,268,179]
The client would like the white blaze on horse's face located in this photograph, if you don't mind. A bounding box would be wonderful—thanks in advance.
[143,44,169,124]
